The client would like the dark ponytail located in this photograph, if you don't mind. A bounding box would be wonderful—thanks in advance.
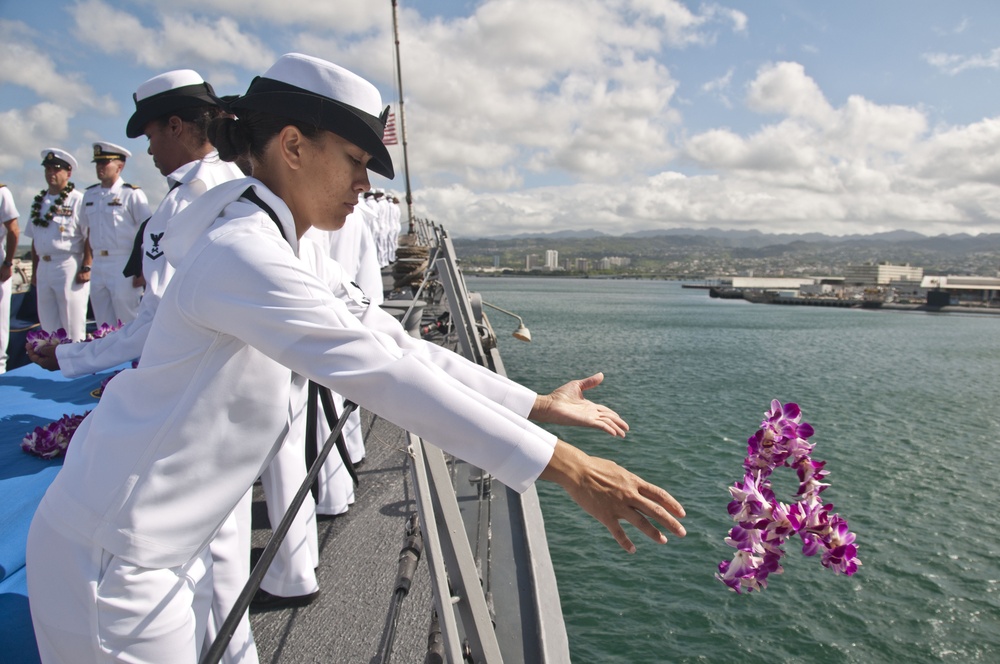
[209,109,324,166]
[209,116,253,164]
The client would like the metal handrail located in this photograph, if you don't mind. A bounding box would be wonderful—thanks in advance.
[401,224,571,663]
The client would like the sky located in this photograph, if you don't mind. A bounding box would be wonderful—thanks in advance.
[2,0,1000,238]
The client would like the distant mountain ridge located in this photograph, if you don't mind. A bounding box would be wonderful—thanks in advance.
[474,227,943,243]
[622,228,933,244]
[484,228,610,240]
[453,228,1000,275]
[465,228,1000,251]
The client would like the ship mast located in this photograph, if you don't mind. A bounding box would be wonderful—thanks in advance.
[391,0,415,233]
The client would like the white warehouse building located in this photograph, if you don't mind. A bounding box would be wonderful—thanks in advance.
[844,263,923,285]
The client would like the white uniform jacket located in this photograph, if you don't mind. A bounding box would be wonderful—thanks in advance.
[81,179,151,257]
[303,212,383,305]
[42,178,556,569]
[23,188,86,256]
[56,155,244,377]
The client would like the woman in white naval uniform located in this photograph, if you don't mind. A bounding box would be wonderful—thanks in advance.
[28,71,251,664]
[24,149,90,341]
[50,72,245,381]
[25,53,686,663]
[81,142,152,327]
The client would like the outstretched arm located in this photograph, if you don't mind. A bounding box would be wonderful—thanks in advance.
[540,440,686,553]
[530,372,629,437]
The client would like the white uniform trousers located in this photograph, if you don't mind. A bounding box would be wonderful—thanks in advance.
[35,254,89,341]
[315,392,362,516]
[0,272,11,372]
[258,428,320,597]
[259,376,320,597]
[205,491,259,664]
[27,502,213,663]
[90,252,142,327]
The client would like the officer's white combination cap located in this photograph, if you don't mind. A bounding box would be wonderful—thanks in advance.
[40,148,78,171]
[126,69,220,138]
[227,53,394,179]
[92,141,132,162]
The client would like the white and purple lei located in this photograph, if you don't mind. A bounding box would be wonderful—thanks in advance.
[20,412,90,459]
[717,400,861,593]
[25,321,121,354]
[21,323,124,459]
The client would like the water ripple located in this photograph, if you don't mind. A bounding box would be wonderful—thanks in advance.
[473,278,1000,663]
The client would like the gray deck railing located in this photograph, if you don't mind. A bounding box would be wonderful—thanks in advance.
[420,221,571,663]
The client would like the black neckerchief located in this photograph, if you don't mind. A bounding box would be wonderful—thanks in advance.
[241,187,288,243]
[123,185,290,279]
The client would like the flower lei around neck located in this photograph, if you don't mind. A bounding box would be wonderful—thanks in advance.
[30,182,76,227]
[716,400,860,594]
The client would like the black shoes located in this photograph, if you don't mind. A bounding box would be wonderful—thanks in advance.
[250,588,320,611]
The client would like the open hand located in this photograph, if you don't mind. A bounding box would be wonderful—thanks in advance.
[540,441,686,553]
[530,372,629,437]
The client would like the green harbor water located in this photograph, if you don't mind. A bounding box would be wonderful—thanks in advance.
[471,276,1000,664]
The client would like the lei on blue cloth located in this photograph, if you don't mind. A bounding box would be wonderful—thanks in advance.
[20,324,125,459]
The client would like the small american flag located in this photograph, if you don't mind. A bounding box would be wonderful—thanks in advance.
[383,110,398,145]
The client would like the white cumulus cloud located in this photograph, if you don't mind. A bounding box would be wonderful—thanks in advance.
[0,103,73,179]
[0,20,117,114]
[71,0,274,72]
[923,47,1000,75]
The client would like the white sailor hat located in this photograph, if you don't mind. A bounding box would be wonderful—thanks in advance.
[126,69,220,138]
[40,148,78,171]
[227,53,394,179]
[92,141,132,162]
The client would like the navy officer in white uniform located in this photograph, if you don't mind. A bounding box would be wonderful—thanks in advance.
[24,148,91,341]
[81,141,151,327]
[25,53,686,663]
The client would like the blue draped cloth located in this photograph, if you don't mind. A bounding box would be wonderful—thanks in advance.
[0,361,125,664]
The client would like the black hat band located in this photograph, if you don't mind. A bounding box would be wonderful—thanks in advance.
[126,82,221,138]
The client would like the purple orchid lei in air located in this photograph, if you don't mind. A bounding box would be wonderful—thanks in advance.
[21,411,90,459]
[716,400,861,594]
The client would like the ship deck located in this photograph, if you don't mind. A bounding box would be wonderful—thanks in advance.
[248,408,435,663]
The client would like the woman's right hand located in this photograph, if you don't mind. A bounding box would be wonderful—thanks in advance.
[539,440,686,553]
